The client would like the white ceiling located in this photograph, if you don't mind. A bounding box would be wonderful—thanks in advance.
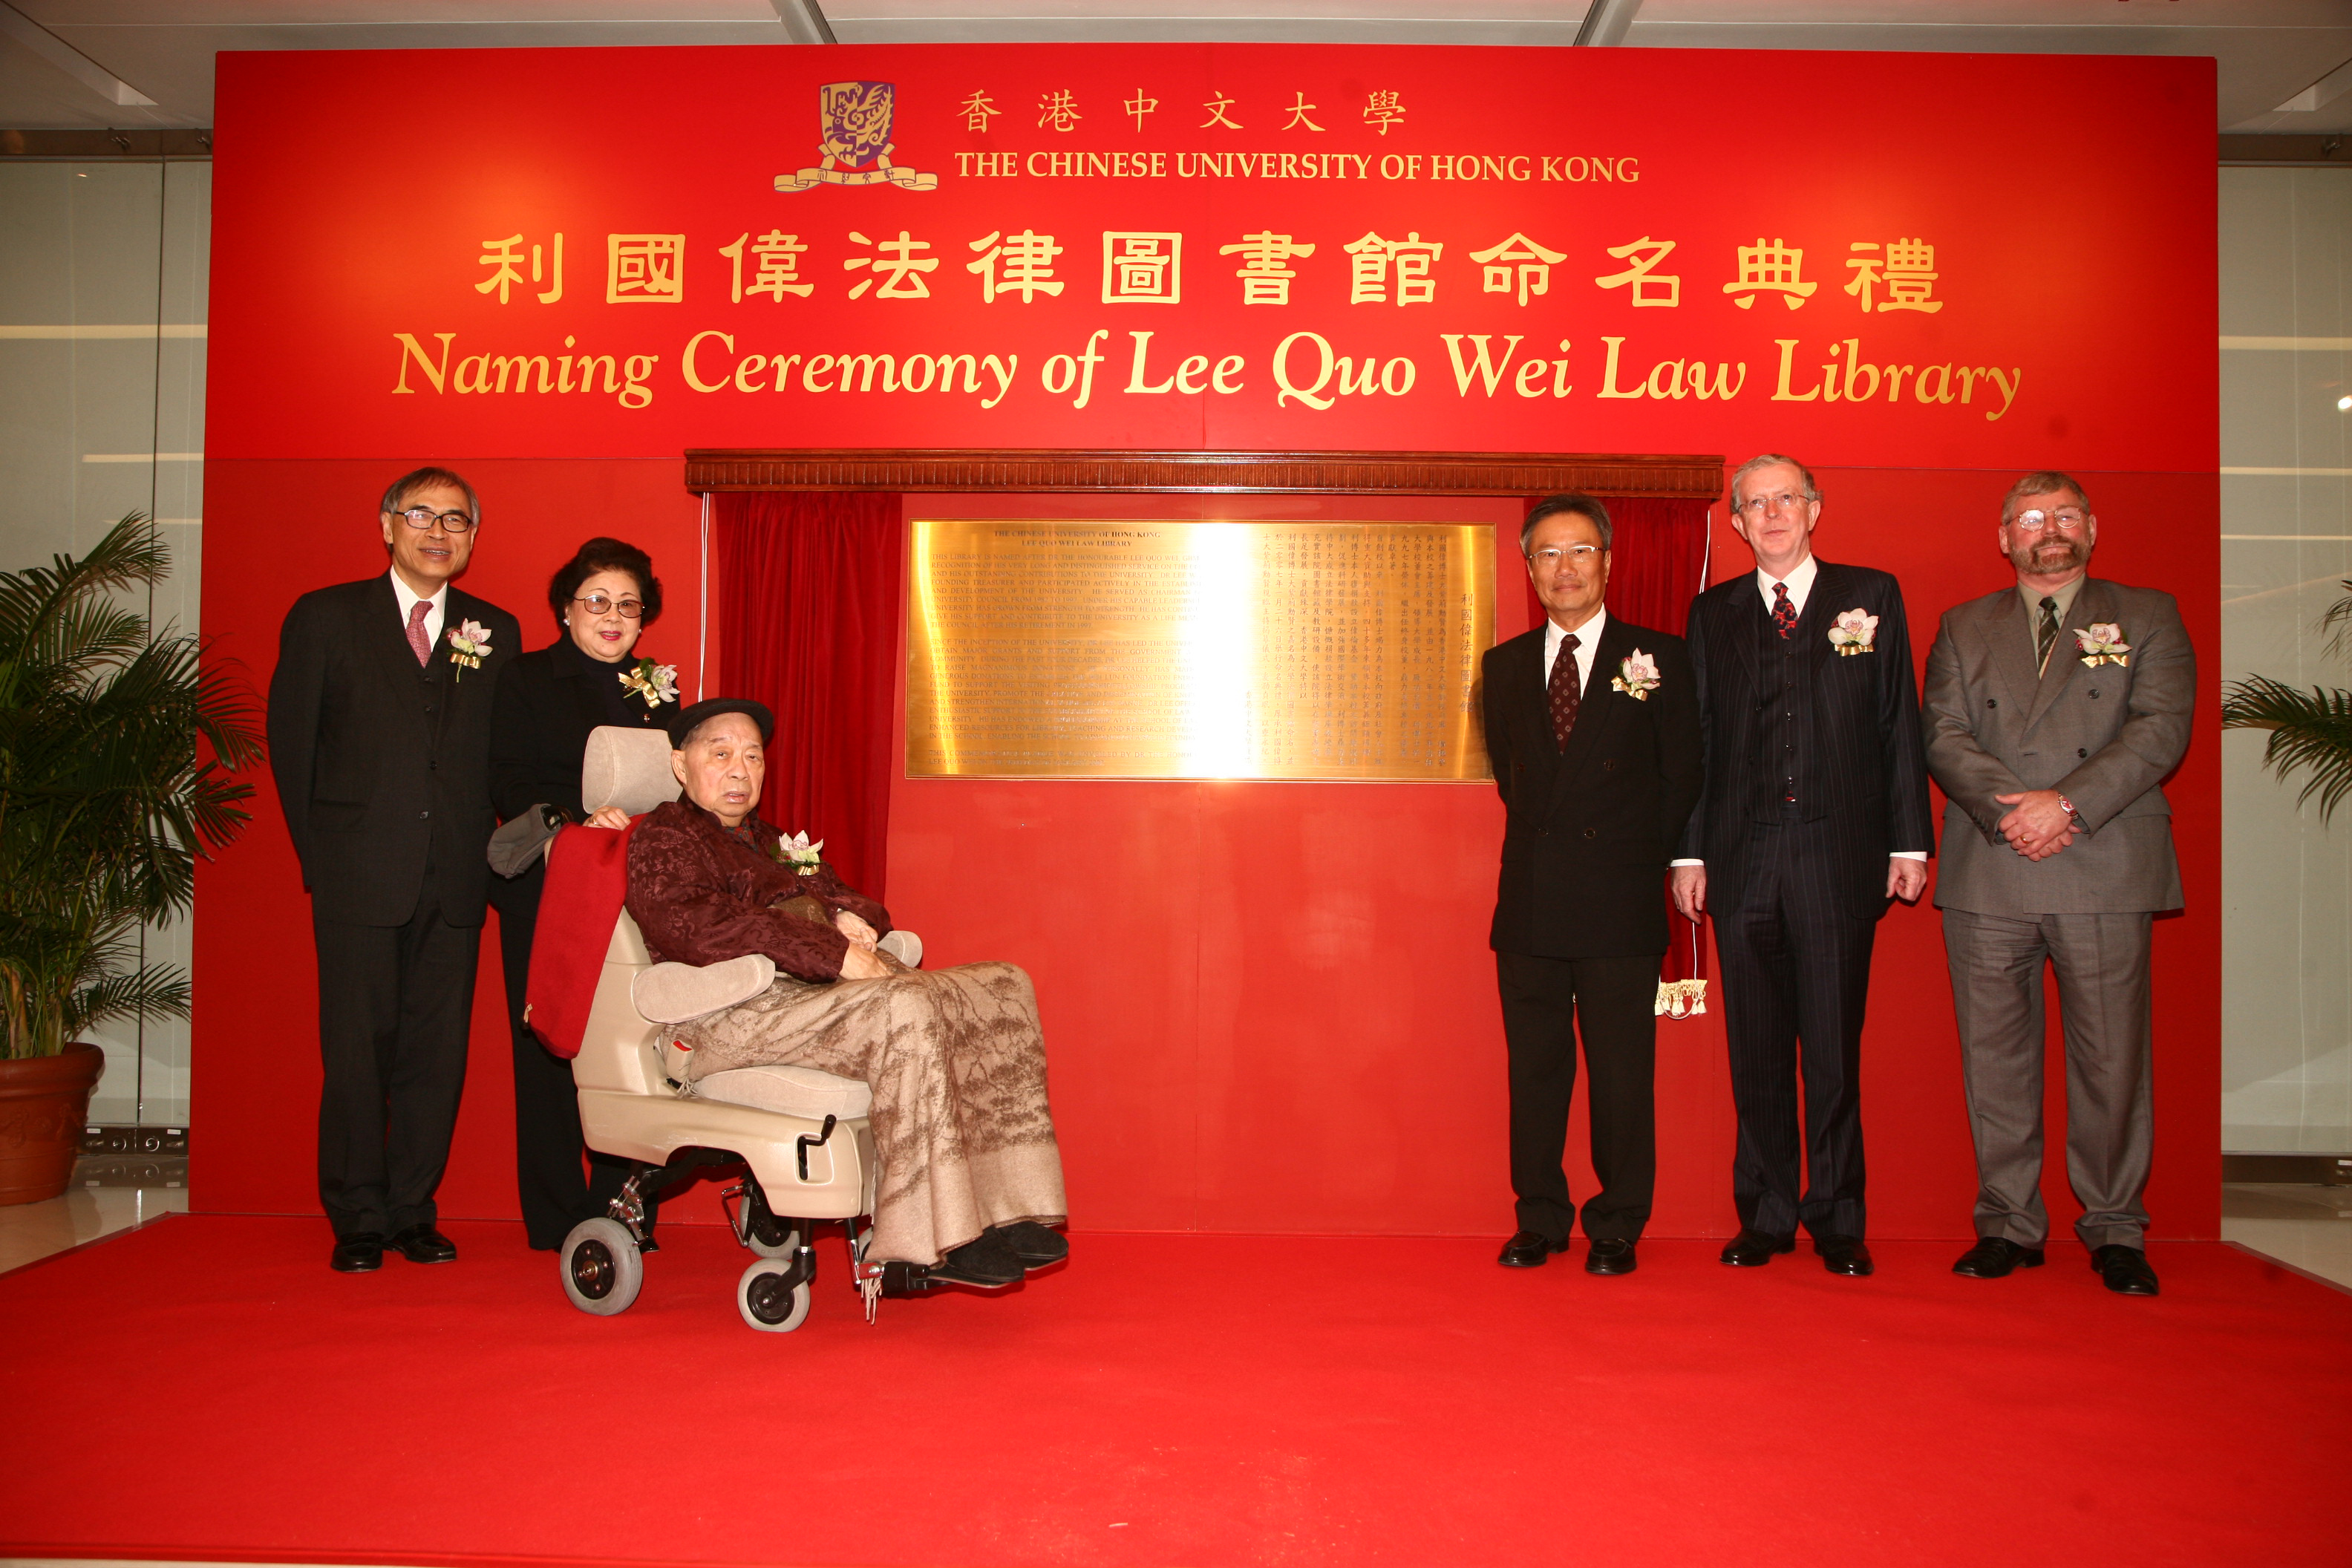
[5,0,2351,134]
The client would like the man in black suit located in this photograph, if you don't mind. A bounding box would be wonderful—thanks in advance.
[1669,454,1933,1277]
[1483,494,1704,1275]
[267,468,520,1273]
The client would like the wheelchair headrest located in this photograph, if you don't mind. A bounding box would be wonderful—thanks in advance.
[583,725,683,817]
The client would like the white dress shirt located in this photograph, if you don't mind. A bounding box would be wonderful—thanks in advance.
[1756,551,1820,619]
[1541,606,1607,699]
[390,569,447,654]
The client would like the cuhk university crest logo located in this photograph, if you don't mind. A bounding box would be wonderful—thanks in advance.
[777,81,938,192]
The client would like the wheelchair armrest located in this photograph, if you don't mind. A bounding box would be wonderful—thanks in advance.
[632,954,775,1025]
[628,930,922,1028]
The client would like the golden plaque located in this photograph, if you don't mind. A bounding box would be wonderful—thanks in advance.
[906,519,1494,780]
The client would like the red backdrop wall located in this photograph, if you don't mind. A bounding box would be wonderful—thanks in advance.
[191,41,2220,1240]
[193,459,706,1225]
[205,44,2215,471]
[194,463,2217,1239]
[869,471,2217,1240]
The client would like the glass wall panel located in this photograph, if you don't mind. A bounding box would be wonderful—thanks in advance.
[2220,166,2352,1154]
[0,157,208,1128]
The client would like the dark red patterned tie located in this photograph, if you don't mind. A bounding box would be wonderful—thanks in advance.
[405,600,434,665]
[1548,632,1581,748]
[1771,581,1797,639]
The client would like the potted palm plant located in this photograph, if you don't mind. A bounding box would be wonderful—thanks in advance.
[0,515,262,1203]
[2221,583,2352,820]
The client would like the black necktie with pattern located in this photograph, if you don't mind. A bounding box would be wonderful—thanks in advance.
[2036,595,2060,675]
[1549,633,1581,748]
[1771,581,1797,639]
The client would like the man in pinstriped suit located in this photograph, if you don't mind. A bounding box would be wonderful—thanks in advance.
[1922,471,2192,1298]
[1670,454,1934,1277]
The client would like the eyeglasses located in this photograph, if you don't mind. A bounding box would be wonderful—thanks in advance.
[392,506,476,533]
[2010,509,2087,535]
[1733,491,1812,517]
[575,592,645,618]
[1529,545,1603,566]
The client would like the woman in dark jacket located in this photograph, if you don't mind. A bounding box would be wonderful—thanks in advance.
[488,537,678,1249]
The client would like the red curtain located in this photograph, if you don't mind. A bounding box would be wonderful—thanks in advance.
[713,491,904,900]
[1519,493,1714,638]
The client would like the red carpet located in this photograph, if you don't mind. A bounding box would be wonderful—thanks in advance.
[3,1218,2344,1568]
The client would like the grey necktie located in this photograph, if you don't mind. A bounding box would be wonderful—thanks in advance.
[2035,595,2059,676]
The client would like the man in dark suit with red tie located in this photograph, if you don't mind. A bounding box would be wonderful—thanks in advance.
[1483,494,1704,1275]
[1670,454,1933,1277]
[267,468,520,1273]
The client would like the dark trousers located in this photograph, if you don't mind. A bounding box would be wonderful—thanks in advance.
[1497,950,1659,1244]
[1715,817,1876,1240]
[489,865,645,1250]
[312,896,479,1238]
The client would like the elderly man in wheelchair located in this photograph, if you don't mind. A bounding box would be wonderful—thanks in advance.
[536,697,1066,1330]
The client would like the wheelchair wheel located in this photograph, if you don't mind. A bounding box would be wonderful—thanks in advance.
[745,1218,802,1259]
[737,1182,800,1258]
[561,1218,644,1316]
[737,1258,812,1332]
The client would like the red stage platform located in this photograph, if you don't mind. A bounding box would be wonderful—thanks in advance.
[4,1217,2341,1567]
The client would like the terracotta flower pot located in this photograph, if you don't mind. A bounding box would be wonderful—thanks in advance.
[0,1042,105,1206]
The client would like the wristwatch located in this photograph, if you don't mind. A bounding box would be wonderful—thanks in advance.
[2057,794,2086,832]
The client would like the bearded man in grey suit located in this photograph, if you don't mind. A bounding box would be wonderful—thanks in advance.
[1921,471,2192,1297]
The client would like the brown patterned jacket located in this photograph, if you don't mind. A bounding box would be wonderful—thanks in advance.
[624,800,892,982]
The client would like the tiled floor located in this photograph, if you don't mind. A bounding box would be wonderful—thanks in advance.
[2222,1124,2352,1154]
[2221,1182,2352,1290]
[0,1183,185,1276]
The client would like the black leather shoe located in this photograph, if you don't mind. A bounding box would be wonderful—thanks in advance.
[1719,1229,1796,1267]
[1584,1238,1637,1275]
[388,1224,457,1264]
[330,1232,384,1273]
[1953,1236,2045,1278]
[1815,1234,1874,1276]
[2092,1244,2160,1296]
[933,1232,1025,1286]
[989,1221,1068,1267]
[1498,1229,1566,1268]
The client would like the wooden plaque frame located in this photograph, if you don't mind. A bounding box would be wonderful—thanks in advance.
[683,448,1724,498]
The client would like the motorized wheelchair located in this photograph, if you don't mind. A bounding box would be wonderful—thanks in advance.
[542,726,993,1331]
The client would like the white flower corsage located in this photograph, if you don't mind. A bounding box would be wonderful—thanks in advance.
[2076,623,2130,668]
[618,658,679,709]
[1610,649,1662,701]
[771,830,825,876]
[448,618,491,679]
[1828,608,1878,656]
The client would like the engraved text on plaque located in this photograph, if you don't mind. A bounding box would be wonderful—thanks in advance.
[906,519,1495,780]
